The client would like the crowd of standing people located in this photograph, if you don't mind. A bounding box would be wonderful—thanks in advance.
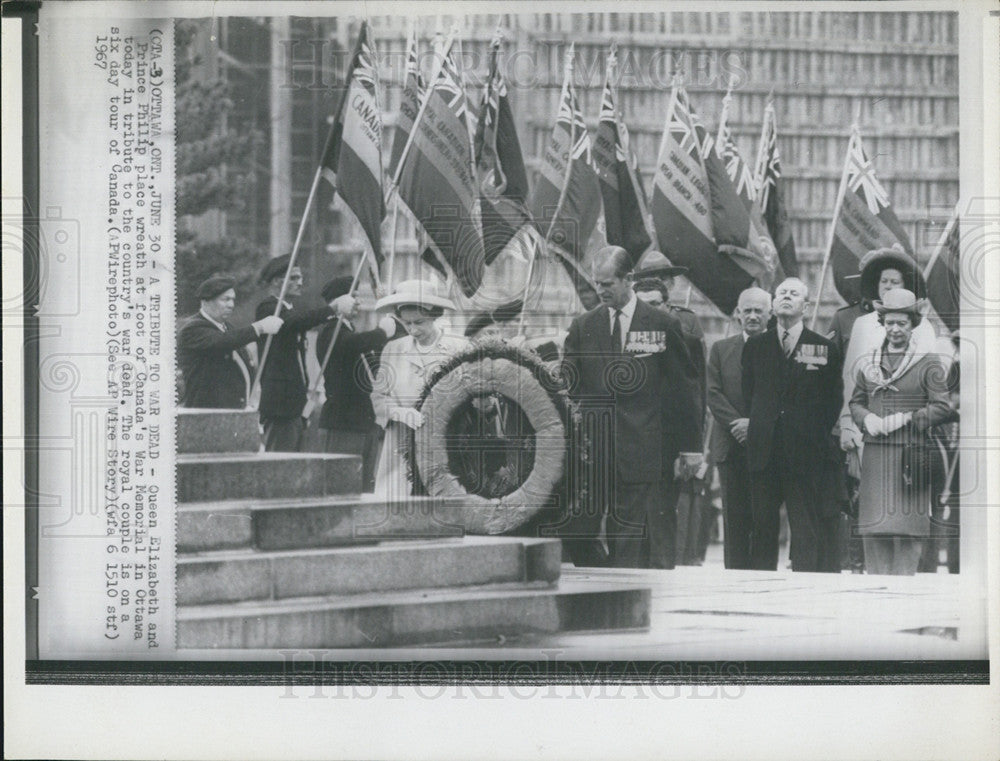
[177,243,960,576]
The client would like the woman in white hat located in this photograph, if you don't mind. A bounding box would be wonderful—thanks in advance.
[370,280,468,499]
[848,289,952,575]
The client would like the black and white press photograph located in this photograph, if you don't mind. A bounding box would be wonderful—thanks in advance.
[167,8,984,658]
[5,1,999,759]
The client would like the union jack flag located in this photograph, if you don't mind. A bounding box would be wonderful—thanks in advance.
[846,132,891,216]
[437,50,470,124]
[558,84,592,162]
[353,35,379,93]
[754,100,781,209]
[717,93,757,202]
[667,86,700,158]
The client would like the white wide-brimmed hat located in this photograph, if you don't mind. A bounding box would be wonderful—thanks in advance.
[375,279,456,313]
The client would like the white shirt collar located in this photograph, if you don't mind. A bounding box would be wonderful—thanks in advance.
[777,320,804,348]
[200,308,227,332]
[610,291,638,325]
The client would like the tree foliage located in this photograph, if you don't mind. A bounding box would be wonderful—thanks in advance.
[174,19,266,315]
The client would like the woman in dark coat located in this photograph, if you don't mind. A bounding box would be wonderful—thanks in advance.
[849,289,952,575]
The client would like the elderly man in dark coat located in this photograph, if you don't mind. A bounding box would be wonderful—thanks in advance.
[742,277,843,572]
[707,286,771,569]
[177,276,282,409]
[562,246,703,569]
[255,255,354,452]
[315,276,398,492]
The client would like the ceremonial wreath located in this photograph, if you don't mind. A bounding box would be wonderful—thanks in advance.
[403,340,591,535]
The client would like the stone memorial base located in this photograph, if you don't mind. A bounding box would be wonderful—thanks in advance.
[175,409,651,649]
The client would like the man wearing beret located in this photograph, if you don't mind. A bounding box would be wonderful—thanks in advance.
[315,276,399,492]
[255,255,355,452]
[177,276,283,409]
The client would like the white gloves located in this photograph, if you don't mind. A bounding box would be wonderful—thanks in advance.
[882,411,913,434]
[863,412,912,437]
[389,406,424,430]
[330,294,357,318]
[863,414,885,437]
[378,315,398,338]
[253,315,284,335]
[839,426,863,451]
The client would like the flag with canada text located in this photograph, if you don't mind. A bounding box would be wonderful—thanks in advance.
[320,21,385,265]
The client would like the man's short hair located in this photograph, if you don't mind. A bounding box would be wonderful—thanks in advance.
[775,276,810,300]
[593,246,632,279]
[737,286,772,310]
[196,275,236,301]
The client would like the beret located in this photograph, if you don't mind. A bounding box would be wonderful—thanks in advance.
[259,254,293,284]
[321,276,354,303]
[196,275,236,301]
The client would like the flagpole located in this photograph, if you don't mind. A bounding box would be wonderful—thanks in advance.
[306,250,376,420]
[809,125,858,329]
[545,44,576,246]
[922,199,961,279]
[385,197,400,289]
[516,230,539,337]
[367,18,386,295]
[250,164,324,408]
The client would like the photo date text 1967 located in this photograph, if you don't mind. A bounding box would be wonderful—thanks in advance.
[93,22,169,650]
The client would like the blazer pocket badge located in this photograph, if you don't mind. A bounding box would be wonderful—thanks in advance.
[625,330,666,354]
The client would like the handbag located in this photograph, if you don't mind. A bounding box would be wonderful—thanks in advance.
[901,431,947,492]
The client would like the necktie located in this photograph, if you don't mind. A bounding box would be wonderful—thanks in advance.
[782,329,792,356]
[611,309,623,352]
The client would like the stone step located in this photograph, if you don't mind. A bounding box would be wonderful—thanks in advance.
[176,452,361,503]
[177,536,562,605]
[176,578,651,649]
[176,409,260,454]
[176,495,471,553]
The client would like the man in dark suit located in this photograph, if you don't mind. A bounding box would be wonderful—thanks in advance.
[562,246,703,569]
[315,276,398,492]
[707,287,771,569]
[177,276,283,409]
[742,277,843,572]
[255,255,353,452]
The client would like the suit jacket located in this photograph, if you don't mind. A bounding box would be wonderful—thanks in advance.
[177,313,257,409]
[742,324,842,473]
[562,298,702,483]
[256,297,335,419]
[706,333,746,464]
[315,321,388,432]
[667,304,707,413]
